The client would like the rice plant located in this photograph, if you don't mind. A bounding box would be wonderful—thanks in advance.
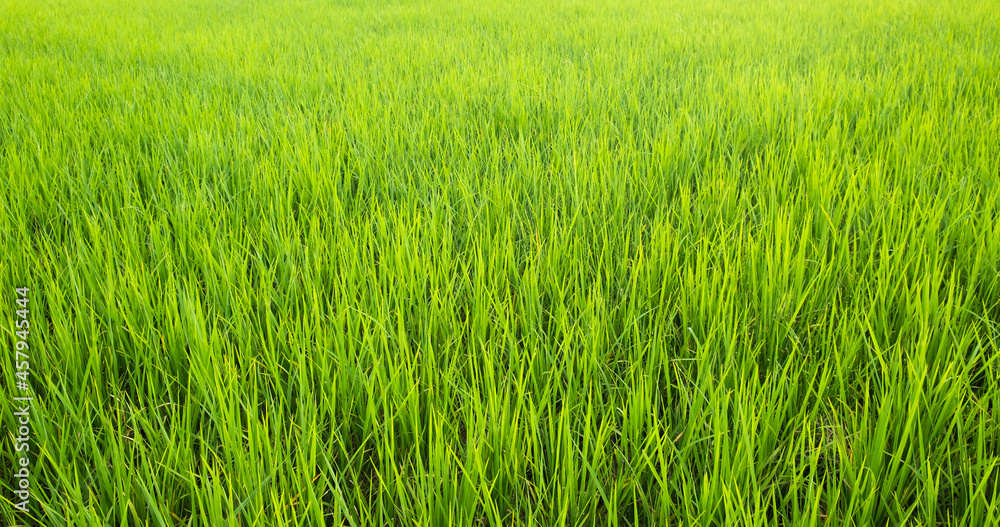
[1,0,999,525]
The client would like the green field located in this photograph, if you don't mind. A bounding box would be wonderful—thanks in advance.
[2,0,1000,525]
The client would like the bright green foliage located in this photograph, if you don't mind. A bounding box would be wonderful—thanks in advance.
[2,0,999,525]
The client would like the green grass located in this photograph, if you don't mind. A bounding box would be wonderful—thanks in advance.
[2,0,999,524]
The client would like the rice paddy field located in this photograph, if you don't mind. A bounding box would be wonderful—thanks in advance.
[2,0,1000,525]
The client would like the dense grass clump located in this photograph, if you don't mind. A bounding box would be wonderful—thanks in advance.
[2,0,1000,525]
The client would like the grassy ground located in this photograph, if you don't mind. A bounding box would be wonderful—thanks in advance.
[2,0,999,525]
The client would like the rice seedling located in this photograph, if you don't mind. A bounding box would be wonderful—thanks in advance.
[1,0,999,525]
